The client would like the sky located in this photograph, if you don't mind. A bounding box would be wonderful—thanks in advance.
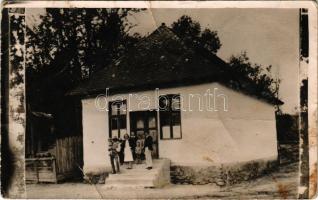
[26,8,300,114]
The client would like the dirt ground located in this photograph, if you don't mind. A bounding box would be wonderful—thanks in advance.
[26,162,298,199]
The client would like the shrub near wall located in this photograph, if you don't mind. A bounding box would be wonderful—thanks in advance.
[171,159,278,186]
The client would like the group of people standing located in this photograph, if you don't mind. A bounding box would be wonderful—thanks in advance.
[108,132,153,174]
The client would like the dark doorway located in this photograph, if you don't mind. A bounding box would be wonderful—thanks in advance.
[130,111,159,158]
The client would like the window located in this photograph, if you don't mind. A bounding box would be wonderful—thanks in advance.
[109,100,127,138]
[159,94,182,139]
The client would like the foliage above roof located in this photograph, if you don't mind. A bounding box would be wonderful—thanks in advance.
[68,23,282,105]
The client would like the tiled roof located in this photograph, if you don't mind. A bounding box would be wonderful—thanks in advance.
[68,24,282,105]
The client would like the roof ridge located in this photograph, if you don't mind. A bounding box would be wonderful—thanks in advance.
[110,24,179,68]
[135,23,181,48]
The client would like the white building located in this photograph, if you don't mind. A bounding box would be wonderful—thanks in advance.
[69,24,282,180]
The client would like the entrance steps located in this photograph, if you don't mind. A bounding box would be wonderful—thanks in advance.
[104,159,170,189]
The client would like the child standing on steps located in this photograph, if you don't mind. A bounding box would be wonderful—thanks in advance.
[108,137,120,174]
[135,134,144,164]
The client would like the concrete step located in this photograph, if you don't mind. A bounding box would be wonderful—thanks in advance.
[108,169,159,177]
[104,159,171,188]
[108,173,158,179]
[118,169,159,174]
[107,178,155,186]
[107,175,158,181]
[104,183,156,189]
[106,174,156,187]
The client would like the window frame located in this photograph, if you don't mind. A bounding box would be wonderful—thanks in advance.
[108,100,127,139]
[159,94,182,140]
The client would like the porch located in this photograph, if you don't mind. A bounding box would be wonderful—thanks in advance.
[104,158,171,188]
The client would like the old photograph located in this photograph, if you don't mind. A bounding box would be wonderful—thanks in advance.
[1,1,317,199]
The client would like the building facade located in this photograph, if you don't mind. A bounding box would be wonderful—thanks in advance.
[69,24,282,180]
[81,82,278,175]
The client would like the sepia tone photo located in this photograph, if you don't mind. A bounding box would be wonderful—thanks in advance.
[1,1,317,199]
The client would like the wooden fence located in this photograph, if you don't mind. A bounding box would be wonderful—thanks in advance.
[55,136,83,179]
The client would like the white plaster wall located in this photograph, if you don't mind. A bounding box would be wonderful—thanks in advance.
[81,82,278,173]
[216,83,278,162]
[82,99,110,174]
[157,83,277,165]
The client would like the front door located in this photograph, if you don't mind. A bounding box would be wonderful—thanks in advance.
[130,111,159,158]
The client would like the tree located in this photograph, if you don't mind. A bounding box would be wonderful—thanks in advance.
[26,8,143,109]
[171,15,221,54]
[27,8,142,81]
[199,29,222,54]
[227,51,280,101]
[25,8,143,155]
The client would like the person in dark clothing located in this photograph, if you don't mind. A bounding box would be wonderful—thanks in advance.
[129,132,137,160]
[108,137,120,174]
[144,132,153,169]
[118,138,124,165]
